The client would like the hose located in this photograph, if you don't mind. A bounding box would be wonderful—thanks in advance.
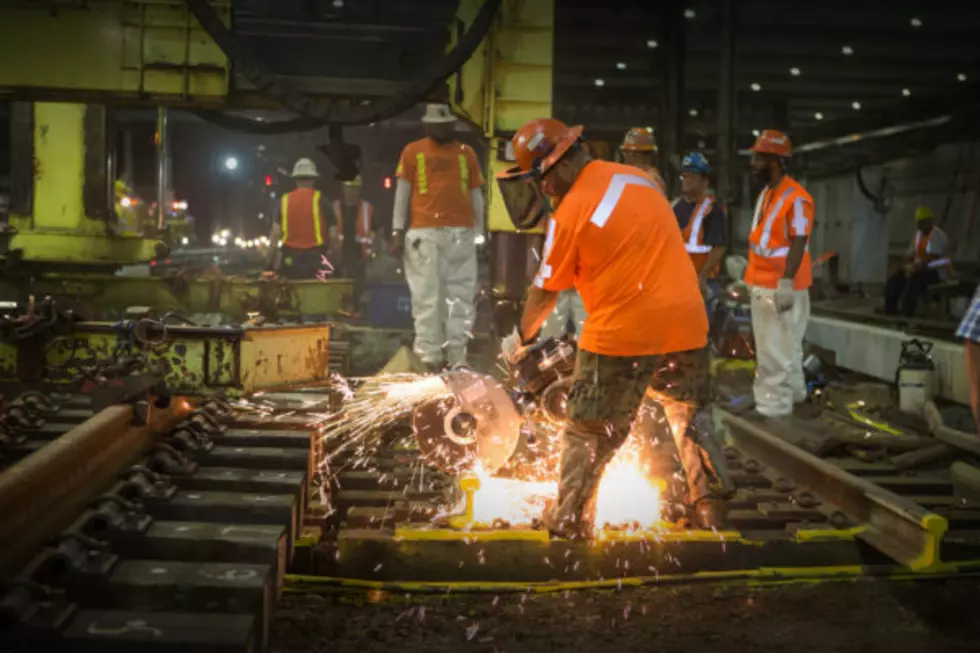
[285,564,980,596]
[183,0,502,129]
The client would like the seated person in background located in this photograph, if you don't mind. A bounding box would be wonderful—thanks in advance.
[883,206,950,316]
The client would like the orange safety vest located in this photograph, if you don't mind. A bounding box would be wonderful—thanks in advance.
[676,196,720,278]
[912,227,952,272]
[280,187,325,249]
[332,199,375,257]
[744,176,814,290]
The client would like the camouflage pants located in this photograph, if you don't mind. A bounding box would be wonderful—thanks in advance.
[547,347,733,535]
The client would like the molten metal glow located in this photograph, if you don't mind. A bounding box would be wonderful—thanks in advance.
[593,443,663,535]
[470,465,557,526]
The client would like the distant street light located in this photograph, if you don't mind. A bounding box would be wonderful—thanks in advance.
[224,156,239,171]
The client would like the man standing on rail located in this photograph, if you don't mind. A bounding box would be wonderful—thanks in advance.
[332,175,376,302]
[498,118,733,537]
[883,206,951,317]
[390,104,485,372]
[744,130,815,419]
[619,126,667,194]
[673,152,727,320]
[271,158,335,279]
[957,284,980,434]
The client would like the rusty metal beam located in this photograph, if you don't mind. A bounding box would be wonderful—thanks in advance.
[720,409,948,571]
[0,400,190,582]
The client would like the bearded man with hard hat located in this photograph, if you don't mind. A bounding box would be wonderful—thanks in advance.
[498,118,733,538]
[619,126,667,194]
[270,158,336,279]
[390,104,486,371]
[745,130,815,419]
[882,206,951,316]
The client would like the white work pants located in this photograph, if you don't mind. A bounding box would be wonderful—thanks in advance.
[539,289,588,340]
[749,285,810,417]
[403,227,477,366]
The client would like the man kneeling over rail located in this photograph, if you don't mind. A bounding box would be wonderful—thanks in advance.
[498,118,733,538]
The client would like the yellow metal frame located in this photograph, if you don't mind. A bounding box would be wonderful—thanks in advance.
[0,0,230,101]
[450,0,554,234]
[0,322,334,395]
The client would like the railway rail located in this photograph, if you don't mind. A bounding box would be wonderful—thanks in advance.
[0,391,318,652]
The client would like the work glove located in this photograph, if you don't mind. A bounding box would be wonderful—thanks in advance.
[774,278,795,313]
[500,327,525,363]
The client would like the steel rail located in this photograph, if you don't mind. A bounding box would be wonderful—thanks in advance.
[0,399,190,582]
[720,409,948,572]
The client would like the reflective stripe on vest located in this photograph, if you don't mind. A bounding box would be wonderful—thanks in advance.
[281,190,323,246]
[459,153,469,196]
[748,185,799,259]
[914,229,952,270]
[684,197,714,254]
[416,152,428,194]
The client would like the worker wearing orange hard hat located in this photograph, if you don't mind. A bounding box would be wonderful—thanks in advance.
[498,118,733,537]
[619,127,667,194]
[745,129,815,418]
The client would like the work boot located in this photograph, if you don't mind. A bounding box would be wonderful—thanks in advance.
[541,498,588,540]
[692,497,728,530]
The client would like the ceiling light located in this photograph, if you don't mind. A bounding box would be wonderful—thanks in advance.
[752,129,761,137]
[910,17,922,28]
[750,82,761,92]
[842,45,854,55]
[332,0,343,7]
[697,139,706,148]
[594,78,605,87]
[814,112,824,120]
[790,67,801,76]
[684,8,696,19]
[616,62,627,70]
[852,101,861,110]
[902,88,912,97]
[689,108,699,117]
[646,39,659,49]
[957,72,967,82]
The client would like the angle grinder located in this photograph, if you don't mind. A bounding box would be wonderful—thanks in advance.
[411,336,578,475]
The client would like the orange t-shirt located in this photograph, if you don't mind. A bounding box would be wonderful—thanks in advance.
[534,160,707,356]
[395,138,484,229]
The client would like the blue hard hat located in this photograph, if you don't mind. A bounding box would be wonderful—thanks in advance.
[681,152,710,175]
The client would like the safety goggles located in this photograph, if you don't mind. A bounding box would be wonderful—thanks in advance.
[496,166,552,231]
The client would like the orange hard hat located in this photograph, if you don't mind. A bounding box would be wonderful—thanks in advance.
[504,118,584,177]
[751,129,792,158]
[621,127,657,152]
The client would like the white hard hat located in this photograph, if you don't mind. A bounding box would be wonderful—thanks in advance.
[421,104,457,124]
[291,158,320,178]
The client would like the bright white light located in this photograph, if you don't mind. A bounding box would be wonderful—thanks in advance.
[181,237,189,245]
[852,101,862,110]
[910,17,922,28]
[224,157,239,171]
[211,234,221,245]
[902,88,912,97]
[689,108,698,117]
[750,82,761,92]
[220,229,231,238]
[257,212,265,219]
[616,62,627,70]
[218,238,228,247]
[594,78,605,87]
[332,0,343,7]
[842,45,854,55]
[234,237,245,247]
[175,200,188,211]
[474,233,486,246]
[120,196,132,208]
[957,73,967,82]
[815,112,824,120]
[752,129,761,137]
[790,67,801,76]
[684,8,696,19]
[646,39,659,49]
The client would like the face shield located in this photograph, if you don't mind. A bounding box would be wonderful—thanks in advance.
[496,167,551,231]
